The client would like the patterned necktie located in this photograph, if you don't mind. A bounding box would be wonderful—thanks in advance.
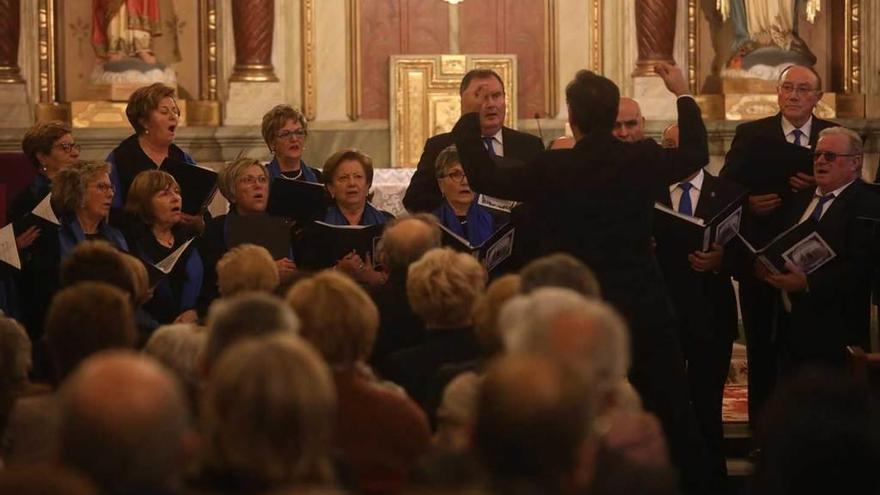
[809,193,834,221]
[678,182,693,216]
[482,136,496,157]
[792,128,804,147]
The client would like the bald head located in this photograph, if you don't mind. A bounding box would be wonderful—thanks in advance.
[661,124,679,149]
[58,352,190,495]
[612,98,645,143]
[381,214,442,273]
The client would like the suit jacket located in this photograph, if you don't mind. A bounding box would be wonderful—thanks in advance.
[776,181,880,364]
[451,96,708,355]
[402,127,544,213]
[654,172,744,342]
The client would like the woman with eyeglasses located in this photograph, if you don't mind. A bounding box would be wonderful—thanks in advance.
[198,158,296,313]
[433,145,505,246]
[261,105,323,183]
[106,83,202,226]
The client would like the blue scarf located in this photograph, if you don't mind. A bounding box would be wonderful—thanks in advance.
[323,203,389,226]
[266,158,319,183]
[434,199,495,246]
[59,214,128,259]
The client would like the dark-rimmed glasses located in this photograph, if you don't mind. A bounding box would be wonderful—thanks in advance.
[813,151,858,162]
[53,142,81,153]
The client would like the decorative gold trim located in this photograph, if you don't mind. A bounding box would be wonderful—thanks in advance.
[200,0,219,100]
[590,0,602,73]
[844,0,851,93]
[301,0,317,121]
[38,0,56,102]
[849,0,861,94]
[687,0,697,93]
[543,0,557,116]
[346,0,361,121]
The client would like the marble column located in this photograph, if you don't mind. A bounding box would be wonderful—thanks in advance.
[633,0,677,76]
[225,0,283,125]
[230,0,278,82]
[0,0,23,83]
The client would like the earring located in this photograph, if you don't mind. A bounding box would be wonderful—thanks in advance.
[144,128,150,135]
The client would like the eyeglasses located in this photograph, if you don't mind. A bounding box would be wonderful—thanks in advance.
[276,129,307,140]
[813,151,858,162]
[92,182,115,193]
[53,142,81,153]
[442,170,467,182]
[239,175,268,186]
[779,83,818,95]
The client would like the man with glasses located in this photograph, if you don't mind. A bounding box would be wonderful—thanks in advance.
[719,64,836,430]
[758,127,880,374]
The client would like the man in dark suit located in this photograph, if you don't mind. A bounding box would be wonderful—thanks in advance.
[654,124,745,490]
[453,63,710,493]
[403,69,544,213]
[720,64,836,428]
[761,127,880,371]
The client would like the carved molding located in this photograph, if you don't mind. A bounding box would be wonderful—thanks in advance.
[0,0,23,83]
[591,0,602,73]
[200,0,219,99]
[37,0,55,101]
[302,0,316,120]
[686,0,697,93]
[846,0,861,94]
[543,0,557,116]
[230,0,278,82]
[346,0,360,121]
[633,0,677,76]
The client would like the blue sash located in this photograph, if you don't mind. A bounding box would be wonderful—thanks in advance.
[433,200,495,246]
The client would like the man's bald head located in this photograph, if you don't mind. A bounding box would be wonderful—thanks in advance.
[661,124,679,149]
[380,214,442,274]
[612,97,646,143]
[58,351,190,495]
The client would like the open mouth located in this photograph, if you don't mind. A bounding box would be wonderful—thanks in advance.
[168,125,177,133]
[253,193,265,200]
[171,206,181,213]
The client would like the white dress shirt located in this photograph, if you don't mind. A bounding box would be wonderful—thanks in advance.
[797,180,856,224]
[482,129,504,157]
[781,115,813,148]
[669,169,705,216]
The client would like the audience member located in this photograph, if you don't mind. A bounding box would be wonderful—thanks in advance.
[0,318,43,452]
[57,351,192,495]
[261,104,323,182]
[202,292,300,372]
[612,97,646,143]
[216,244,280,297]
[404,68,543,212]
[193,335,336,493]
[369,214,441,367]
[383,248,487,409]
[119,252,162,342]
[519,253,601,297]
[143,323,208,413]
[0,466,96,495]
[287,271,431,494]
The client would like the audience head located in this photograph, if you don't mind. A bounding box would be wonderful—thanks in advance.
[203,292,300,372]
[612,98,646,143]
[435,372,483,452]
[0,317,31,388]
[407,247,487,329]
[51,160,114,220]
[549,135,576,150]
[125,83,180,145]
[777,64,823,128]
[520,253,601,297]
[218,157,269,215]
[121,253,151,307]
[46,282,137,384]
[57,351,191,495]
[0,466,96,495]
[566,70,620,137]
[60,240,136,301]
[814,126,863,193]
[435,145,475,213]
[201,335,336,487]
[472,273,521,356]
[459,69,506,136]
[261,104,308,164]
[21,121,80,177]
[751,369,880,495]
[124,170,182,227]
[379,213,442,275]
[216,244,280,297]
[323,149,373,212]
[286,271,379,368]
[143,323,208,410]
[474,354,597,490]
[501,288,631,410]
[660,124,679,149]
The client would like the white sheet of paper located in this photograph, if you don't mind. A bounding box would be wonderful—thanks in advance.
[32,194,60,226]
[0,224,22,270]
[155,238,194,274]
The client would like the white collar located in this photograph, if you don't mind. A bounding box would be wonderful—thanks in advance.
[669,169,704,193]
[781,115,813,143]
[817,179,856,198]
[482,128,503,144]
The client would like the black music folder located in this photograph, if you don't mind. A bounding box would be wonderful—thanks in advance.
[295,221,384,270]
[266,177,328,222]
[161,159,218,215]
[737,219,835,275]
[225,214,292,260]
[653,194,745,253]
[145,238,195,288]
[739,137,813,196]
[439,222,516,273]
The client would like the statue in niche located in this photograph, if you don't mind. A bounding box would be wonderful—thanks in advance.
[90,0,178,87]
[718,0,821,82]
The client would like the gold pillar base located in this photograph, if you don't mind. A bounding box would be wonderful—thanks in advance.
[632,58,674,77]
[0,66,24,84]
[229,64,279,82]
[187,100,222,126]
[693,95,725,120]
[35,102,70,123]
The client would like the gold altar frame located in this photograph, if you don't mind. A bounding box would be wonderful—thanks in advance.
[37,0,221,125]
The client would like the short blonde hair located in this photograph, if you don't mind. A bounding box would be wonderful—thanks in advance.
[322,149,374,187]
[51,160,111,215]
[201,335,336,486]
[125,170,180,225]
[407,248,487,328]
[126,83,177,134]
[472,274,521,355]
[21,121,72,170]
[217,158,268,203]
[216,244,280,297]
[286,271,379,367]
[261,105,308,150]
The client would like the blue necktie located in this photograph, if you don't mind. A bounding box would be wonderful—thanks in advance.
[792,128,804,147]
[482,136,496,157]
[809,193,834,221]
[678,182,693,216]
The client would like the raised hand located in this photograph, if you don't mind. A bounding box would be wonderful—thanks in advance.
[655,62,688,96]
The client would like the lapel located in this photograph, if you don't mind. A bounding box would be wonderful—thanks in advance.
[817,180,858,227]
[786,187,817,227]
[501,127,518,158]
[694,173,716,219]
[769,113,788,143]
